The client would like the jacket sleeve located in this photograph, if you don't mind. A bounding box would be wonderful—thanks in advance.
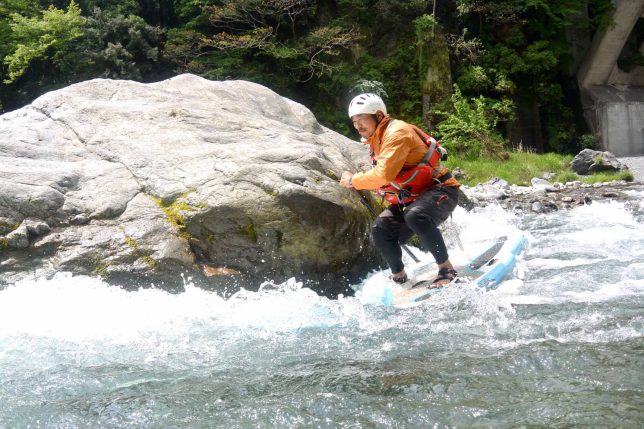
[351,128,411,190]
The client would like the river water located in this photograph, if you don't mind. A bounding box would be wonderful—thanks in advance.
[1,196,643,428]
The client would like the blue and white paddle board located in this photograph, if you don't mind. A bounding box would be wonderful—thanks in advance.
[358,234,526,308]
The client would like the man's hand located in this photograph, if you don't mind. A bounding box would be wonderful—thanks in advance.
[339,171,354,188]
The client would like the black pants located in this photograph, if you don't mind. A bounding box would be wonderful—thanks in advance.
[372,186,459,273]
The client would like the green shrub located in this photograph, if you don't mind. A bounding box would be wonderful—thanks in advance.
[579,134,598,150]
[435,85,509,160]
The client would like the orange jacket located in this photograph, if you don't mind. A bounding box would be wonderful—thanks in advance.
[351,115,459,190]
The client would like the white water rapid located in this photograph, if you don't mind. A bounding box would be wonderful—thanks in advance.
[1,196,643,428]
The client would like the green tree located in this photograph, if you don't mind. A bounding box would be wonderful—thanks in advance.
[198,0,360,84]
[0,0,41,57]
[415,14,452,130]
[1,1,168,112]
[0,1,41,109]
[3,0,85,83]
[83,8,165,80]
[0,0,617,156]
[454,0,614,152]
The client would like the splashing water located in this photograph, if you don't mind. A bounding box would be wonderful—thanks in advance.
[1,199,643,428]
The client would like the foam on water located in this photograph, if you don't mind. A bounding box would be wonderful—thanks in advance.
[1,199,642,428]
[1,273,224,343]
[0,274,377,345]
[1,201,640,345]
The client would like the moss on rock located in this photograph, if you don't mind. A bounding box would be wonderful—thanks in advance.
[150,190,204,241]
[243,223,258,242]
[141,255,158,269]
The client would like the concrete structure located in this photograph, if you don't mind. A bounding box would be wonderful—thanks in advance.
[577,0,644,156]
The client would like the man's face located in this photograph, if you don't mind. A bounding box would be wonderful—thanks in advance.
[351,113,378,139]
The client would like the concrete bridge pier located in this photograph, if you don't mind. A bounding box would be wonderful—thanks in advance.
[577,0,644,156]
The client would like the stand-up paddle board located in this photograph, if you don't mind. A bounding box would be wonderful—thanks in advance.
[358,234,526,308]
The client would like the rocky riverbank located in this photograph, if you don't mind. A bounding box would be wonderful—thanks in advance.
[459,177,643,214]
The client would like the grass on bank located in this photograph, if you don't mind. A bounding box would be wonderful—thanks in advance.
[445,151,634,187]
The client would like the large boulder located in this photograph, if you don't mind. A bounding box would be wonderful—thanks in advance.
[570,148,629,175]
[0,74,380,296]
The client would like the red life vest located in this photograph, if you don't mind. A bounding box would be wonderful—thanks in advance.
[373,124,448,205]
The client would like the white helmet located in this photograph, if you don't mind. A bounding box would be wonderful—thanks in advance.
[348,93,387,118]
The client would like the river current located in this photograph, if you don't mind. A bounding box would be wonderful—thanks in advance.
[1,196,643,428]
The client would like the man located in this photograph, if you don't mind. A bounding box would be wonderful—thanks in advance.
[339,93,460,288]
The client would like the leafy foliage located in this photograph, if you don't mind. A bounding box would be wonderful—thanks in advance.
[351,79,388,99]
[454,0,614,152]
[0,0,618,158]
[199,0,359,83]
[0,1,40,89]
[0,0,168,110]
[83,8,165,80]
[4,0,85,83]
[436,85,509,160]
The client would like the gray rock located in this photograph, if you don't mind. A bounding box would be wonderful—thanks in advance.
[462,179,510,203]
[0,74,378,296]
[452,167,466,180]
[460,173,642,213]
[487,177,509,187]
[544,201,558,211]
[530,177,557,192]
[0,217,18,235]
[23,219,50,236]
[6,225,29,249]
[571,149,629,175]
[70,214,89,225]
